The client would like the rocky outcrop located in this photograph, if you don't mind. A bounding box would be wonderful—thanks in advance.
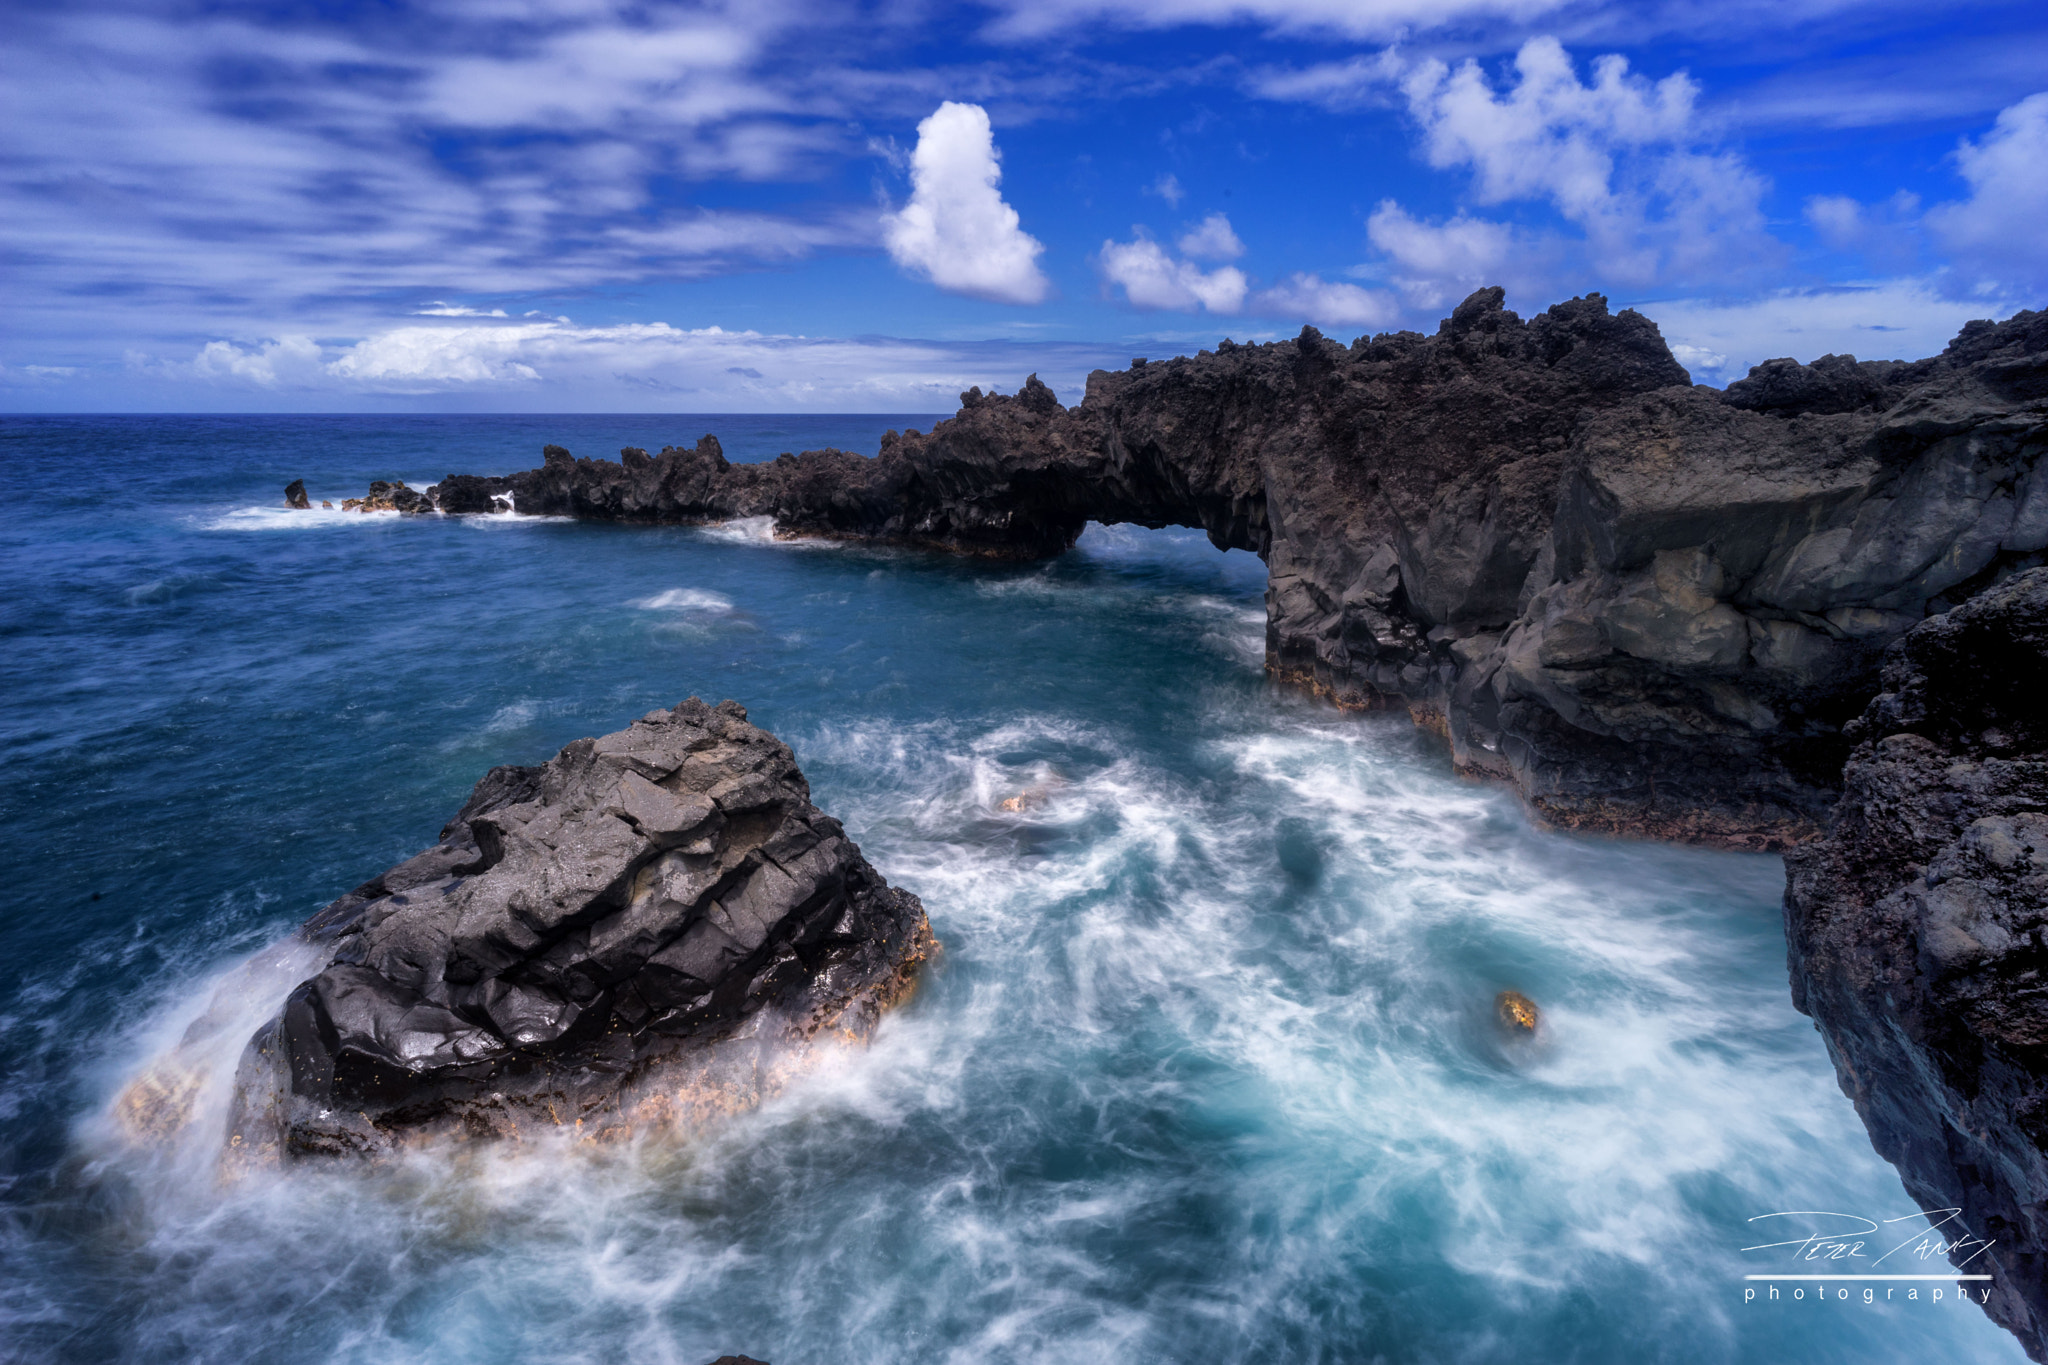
[283,479,310,509]
[229,698,932,1157]
[405,291,2046,848]
[1787,568,2048,1360]
[348,479,431,514]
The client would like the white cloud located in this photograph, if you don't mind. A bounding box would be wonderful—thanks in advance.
[1247,50,1406,108]
[1177,212,1245,261]
[416,303,511,318]
[1251,274,1399,330]
[1099,235,1248,313]
[190,336,324,386]
[1363,202,1520,308]
[1150,173,1185,206]
[1925,91,2048,295]
[1644,280,2027,386]
[985,0,1574,42]
[881,102,1050,305]
[1667,343,1726,379]
[1396,37,1774,288]
[124,317,1131,412]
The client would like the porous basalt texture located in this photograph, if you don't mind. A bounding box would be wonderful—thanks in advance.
[231,698,931,1156]
[1786,568,2048,1360]
[418,292,2048,847]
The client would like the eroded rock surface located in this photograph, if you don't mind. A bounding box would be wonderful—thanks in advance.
[404,291,2047,847]
[231,698,931,1156]
[1787,568,2048,1359]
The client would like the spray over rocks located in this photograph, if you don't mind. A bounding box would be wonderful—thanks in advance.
[120,699,933,1161]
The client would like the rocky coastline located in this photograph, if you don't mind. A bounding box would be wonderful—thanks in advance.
[344,290,2048,853]
[1787,569,2048,1358]
[290,288,2048,1357]
[220,697,932,1158]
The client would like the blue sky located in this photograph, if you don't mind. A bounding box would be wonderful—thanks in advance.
[3,0,2045,411]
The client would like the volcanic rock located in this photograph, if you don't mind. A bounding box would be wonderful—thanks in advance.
[340,480,432,514]
[229,698,933,1157]
[1496,990,1540,1033]
[1786,567,2048,1359]
[422,292,2048,849]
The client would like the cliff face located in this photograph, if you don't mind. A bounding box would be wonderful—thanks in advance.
[229,698,932,1157]
[1786,569,2048,1360]
[421,291,2048,848]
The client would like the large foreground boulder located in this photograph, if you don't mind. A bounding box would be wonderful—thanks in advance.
[230,698,932,1156]
[1787,568,2048,1359]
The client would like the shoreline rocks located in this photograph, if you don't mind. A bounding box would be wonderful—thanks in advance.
[228,698,933,1157]
[1787,568,2048,1361]
[387,290,2047,851]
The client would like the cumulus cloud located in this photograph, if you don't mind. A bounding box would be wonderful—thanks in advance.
[1177,212,1246,261]
[189,336,324,386]
[1363,202,1522,308]
[1251,274,1399,329]
[1100,234,1248,313]
[1150,173,1185,206]
[1396,37,1774,288]
[882,102,1050,305]
[1925,91,2048,295]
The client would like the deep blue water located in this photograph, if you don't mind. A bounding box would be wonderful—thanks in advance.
[0,415,2024,1364]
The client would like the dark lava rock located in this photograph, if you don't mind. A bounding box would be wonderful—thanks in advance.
[1787,567,2048,1359]
[432,472,512,514]
[230,698,933,1157]
[422,293,2048,848]
[283,479,310,510]
[339,479,433,514]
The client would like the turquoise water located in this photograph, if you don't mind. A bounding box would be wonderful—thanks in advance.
[0,415,2023,1364]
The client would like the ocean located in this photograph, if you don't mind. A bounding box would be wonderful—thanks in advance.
[0,414,2021,1364]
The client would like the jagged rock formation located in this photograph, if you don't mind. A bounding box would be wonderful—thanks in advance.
[1786,568,2048,1361]
[283,479,310,510]
[399,291,2047,849]
[229,698,932,1157]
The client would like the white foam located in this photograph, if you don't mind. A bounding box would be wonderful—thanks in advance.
[199,503,402,531]
[696,515,779,544]
[633,588,736,613]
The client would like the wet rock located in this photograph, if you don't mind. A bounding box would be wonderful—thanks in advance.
[1787,567,2048,1360]
[428,296,2048,848]
[431,472,513,514]
[230,698,933,1156]
[1496,990,1540,1033]
[284,479,311,510]
[339,480,432,514]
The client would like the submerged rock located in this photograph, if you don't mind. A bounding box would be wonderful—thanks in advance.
[1495,990,1540,1034]
[230,698,933,1157]
[1787,567,2048,1360]
[418,294,2048,850]
[283,479,310,510]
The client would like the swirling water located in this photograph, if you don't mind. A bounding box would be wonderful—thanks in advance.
[0,415,2023,1364]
